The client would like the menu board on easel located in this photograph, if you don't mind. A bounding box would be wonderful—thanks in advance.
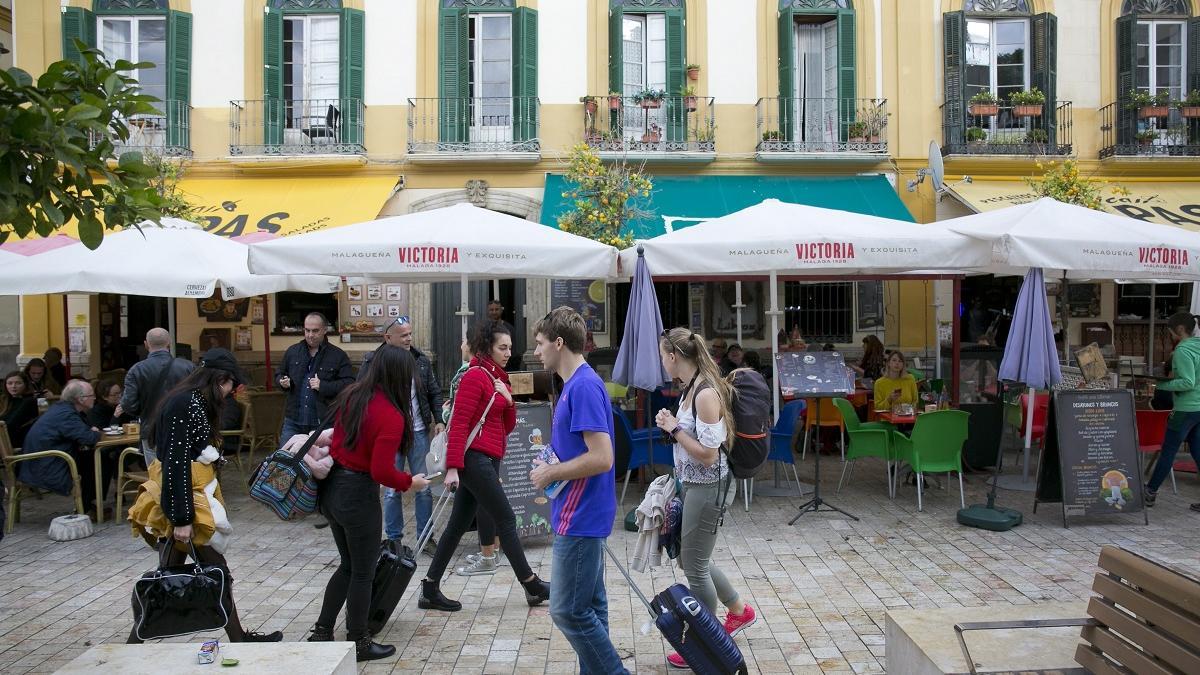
[500,402,554,539]
[1035,389,1148,527]
[774,351,855,398]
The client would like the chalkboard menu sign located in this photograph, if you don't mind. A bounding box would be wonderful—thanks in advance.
[500,402,554,539]
[1035,389,1148,527]
[550,279,606,334]
[775,351,855,398]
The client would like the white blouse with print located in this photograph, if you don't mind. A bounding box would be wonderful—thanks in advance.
[673,402,729,485]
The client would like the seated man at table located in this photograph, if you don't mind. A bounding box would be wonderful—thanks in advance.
[18,380,114,520]
[873,351,918,412]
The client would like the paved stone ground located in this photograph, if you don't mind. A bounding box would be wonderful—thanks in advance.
[2,446,1199,674]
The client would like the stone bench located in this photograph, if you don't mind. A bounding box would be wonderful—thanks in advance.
[55,642,355,674]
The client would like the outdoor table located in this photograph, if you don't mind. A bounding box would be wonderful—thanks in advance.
[94,431,140,523]
[877,411,918,425]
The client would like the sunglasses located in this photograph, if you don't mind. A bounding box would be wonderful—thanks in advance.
[386,316,411,330]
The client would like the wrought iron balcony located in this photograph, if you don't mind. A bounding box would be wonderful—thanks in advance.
[91,100,192,158]
[228,98,365,156]
[941,100,1073,156]
[582,95,715,160]
[407,97,540,159]
[755,97,888,161]
[1100,98,1200,159]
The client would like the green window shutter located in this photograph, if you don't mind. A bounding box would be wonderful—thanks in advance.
[1115,14,1136,145]
[166,10,192,150]
[438,7,469,144]
[836,9,856,142]
[1030,13,1057,150]
[777,8,795,143]
[339,7,365,147]
[61,7,96,66]
[943,11,966,149]
[512,7,538,145]
[664,8,686,143]
[1187,18,1200,94]
[608,8,624,97]
[263,7,285,147]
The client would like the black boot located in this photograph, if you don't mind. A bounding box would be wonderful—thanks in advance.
[307,623,334,642]
[353,634,396,662]
[240,630,283,642]
[418,579,462,612]
[522,575,550,607]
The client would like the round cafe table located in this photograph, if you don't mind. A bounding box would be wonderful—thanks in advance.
[94,430,141,523]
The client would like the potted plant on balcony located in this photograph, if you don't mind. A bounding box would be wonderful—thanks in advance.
[1136,128,1159,146]
[1176,90,1200,118]
[693,123,716,149]
[1128,89,1171,119]
[687,63,700,81]
[965,126,987,149]
[847,121,867,143]
[580,96,598,115]
[968,91,999,117]
[634,89,666,109]
[641,122,662,144]
[608,92,623,110]
[680,85,698,112]
[1009,88,1045,118]
[1024,128,1049,145]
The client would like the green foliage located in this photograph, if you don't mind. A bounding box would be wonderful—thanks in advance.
[1126,88,1172,108]
[556,144,652,249]
[1177,90,1200,107]
[144,154,201,223]
[969,90,997,104]
[631,89,666,105]
[965,126,987,142]
[1025,160,1127,211]
[0,43,166,249]
[1009,88,1046,105]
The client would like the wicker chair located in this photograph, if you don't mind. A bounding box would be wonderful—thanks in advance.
[114,447,146,521]
[245,391,287,467]
[0,421,86,533]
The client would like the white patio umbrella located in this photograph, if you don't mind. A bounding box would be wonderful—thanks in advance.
[247,203,619,337]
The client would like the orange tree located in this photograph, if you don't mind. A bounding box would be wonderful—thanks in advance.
[1025,160,1126,211]
[556,144,652,248]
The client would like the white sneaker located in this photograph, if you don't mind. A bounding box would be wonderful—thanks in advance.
[456,555,498,576]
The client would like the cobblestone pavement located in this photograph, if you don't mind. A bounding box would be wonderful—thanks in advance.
[2,449,1199,674]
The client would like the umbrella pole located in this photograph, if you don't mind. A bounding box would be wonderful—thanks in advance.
[735,281,744,346]
[62,296,72,379]
[168,299,176,357]
[263,295,273,391]
[1148,284,1156,374]
[459,273,470,340]
[769,271,781,422]
[1022,384,1035,482]
[1060,271,1069,365]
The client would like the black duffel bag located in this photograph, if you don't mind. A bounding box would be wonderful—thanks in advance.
[131,539,231,641]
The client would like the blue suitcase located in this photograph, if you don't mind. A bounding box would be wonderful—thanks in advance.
[605,545,747,675]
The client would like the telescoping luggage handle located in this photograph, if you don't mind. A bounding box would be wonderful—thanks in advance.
[414,484,455,554]
[603,542,657,616]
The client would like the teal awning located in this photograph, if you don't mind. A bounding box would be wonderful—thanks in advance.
[540,174,915,239]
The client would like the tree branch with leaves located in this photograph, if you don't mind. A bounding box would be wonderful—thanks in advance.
[556,144,653,249]
[1025,160,1128,212]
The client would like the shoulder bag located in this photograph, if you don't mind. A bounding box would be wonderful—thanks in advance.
[427,367,499,475]
[247,417,330,520]
[131,538,231,641]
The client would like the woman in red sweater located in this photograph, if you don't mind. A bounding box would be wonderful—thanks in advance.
[308,345,431,661]
[420,320,550,611]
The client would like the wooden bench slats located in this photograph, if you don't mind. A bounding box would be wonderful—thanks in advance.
[1075,644,1134,675]
[1086,597,1200,674]
[1081,624,1181,675]
[1092,573,1200,652]
[1098,547,1200,618]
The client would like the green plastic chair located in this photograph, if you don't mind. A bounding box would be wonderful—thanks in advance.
[908,368,926,383]
[832,398,896,498]
[889,410,970,511]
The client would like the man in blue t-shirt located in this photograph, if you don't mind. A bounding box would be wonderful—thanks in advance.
[530,307,627,675]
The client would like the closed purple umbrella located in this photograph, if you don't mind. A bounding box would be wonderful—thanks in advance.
[614,246,668,390]
[999,268,1062,486]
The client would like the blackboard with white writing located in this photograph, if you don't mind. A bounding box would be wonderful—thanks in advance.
[1035,389,1147,527]
[500,402,554,539]
[775,351,855,398]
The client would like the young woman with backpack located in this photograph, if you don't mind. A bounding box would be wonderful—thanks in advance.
[655,328,757,668]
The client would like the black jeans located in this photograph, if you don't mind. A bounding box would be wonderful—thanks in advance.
[316,465,382,638]
[426,450,533,583]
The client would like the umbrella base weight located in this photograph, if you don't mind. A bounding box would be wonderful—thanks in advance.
[957,504,1023,531]
[789,496,859,523]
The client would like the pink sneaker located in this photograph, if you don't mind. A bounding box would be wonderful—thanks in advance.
[667,652,689,669]
[723,604,757,637]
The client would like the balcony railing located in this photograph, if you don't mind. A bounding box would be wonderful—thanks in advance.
[90,100,192,158]
[582,95,716,154]
[1100,98,1200,159]
[755,97,888,155]
[229,98,365,156]
[941,100,1073,156]
[407,97,540,155]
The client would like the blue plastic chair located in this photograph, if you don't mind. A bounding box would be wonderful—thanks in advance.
[612,403,674,506]
[744,400,807,506]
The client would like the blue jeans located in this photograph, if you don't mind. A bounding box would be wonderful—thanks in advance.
[280,417,318,444]
[1148,410,1200,492]
[384,428,431,541]
[550,536,628,675]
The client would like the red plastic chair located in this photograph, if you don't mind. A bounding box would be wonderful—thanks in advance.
[1018,392,1050,443]
[1136,409,1175,494]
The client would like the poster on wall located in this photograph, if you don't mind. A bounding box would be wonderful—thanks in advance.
[550,279,606,334]
[250,297,265,325]
[235,326,253,351]
[856,281,884,330]
[196,291,249,323]
[707,282,764,339]
[68,327,86,355]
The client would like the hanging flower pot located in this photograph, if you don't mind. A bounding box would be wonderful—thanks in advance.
[641,99,661,109]
[1013,104,1043,118]
[1180,106,1200,119]
[608,95,622,110]
[684,95,698,112]
[582,99,598,115]
[1139,105,1169,119]
[686,65,700,81]
[969,103,1000,117]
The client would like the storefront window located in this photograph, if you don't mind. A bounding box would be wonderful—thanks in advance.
[274,292,337,334]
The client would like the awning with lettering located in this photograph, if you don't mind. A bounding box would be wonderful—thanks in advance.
[947,180,1200,232]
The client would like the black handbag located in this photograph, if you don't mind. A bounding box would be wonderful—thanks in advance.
[131,539,231,641]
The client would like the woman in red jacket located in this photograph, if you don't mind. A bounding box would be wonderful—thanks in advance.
[308,345,431,661]
[420,320,550,611]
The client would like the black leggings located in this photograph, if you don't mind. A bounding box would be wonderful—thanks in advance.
[426,450,532,583]
[316,465,382,638]
[127,543,253,643]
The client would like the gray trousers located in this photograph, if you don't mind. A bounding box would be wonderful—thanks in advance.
[679,480,740,613]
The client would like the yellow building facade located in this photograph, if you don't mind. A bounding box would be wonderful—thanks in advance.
[8,0,1200,382]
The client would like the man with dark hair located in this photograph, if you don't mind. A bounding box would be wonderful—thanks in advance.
[530,306,626,674]
[276,312,354,440]
[116,327,194,463]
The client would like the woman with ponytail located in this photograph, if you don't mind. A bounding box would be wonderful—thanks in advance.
[1146,312,1200,510]
[655,328,757,667]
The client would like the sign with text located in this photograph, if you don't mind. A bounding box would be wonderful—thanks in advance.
[550,280,606,334]
[775,351,855,398]
[1035,389,1147,527]
[500,402,554,539]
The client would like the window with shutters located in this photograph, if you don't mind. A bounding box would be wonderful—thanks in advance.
[282,15,340,130]
[468,13,514,143]
[621,13,668,136]
[99,16,167,103]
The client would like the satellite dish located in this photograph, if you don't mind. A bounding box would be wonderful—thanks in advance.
[927,140,945,191]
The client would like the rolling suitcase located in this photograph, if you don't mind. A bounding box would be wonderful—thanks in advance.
[367,486,454,635]
[604,544,747,675]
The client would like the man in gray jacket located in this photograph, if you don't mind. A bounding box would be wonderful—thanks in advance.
[116,328,194,463]
[361,316,443,552]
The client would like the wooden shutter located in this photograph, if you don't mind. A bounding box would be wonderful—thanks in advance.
[777,7,795,143]
[1115,15,1137,146]
[1187,18,1200,94]
[166,11,193,150]
[512,7,539,145]
[1031,13,1057,150]
[943,11,966,150]
[608,7,624,97]
[61,7,96,66]
[837,9,856,142]
[339,7,365,147]
[438,7,469,144]
[263,7,285,147]
[664,8,686,143]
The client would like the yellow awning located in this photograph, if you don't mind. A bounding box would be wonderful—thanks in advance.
[179,176,399,238]
[948,180,1200,232]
